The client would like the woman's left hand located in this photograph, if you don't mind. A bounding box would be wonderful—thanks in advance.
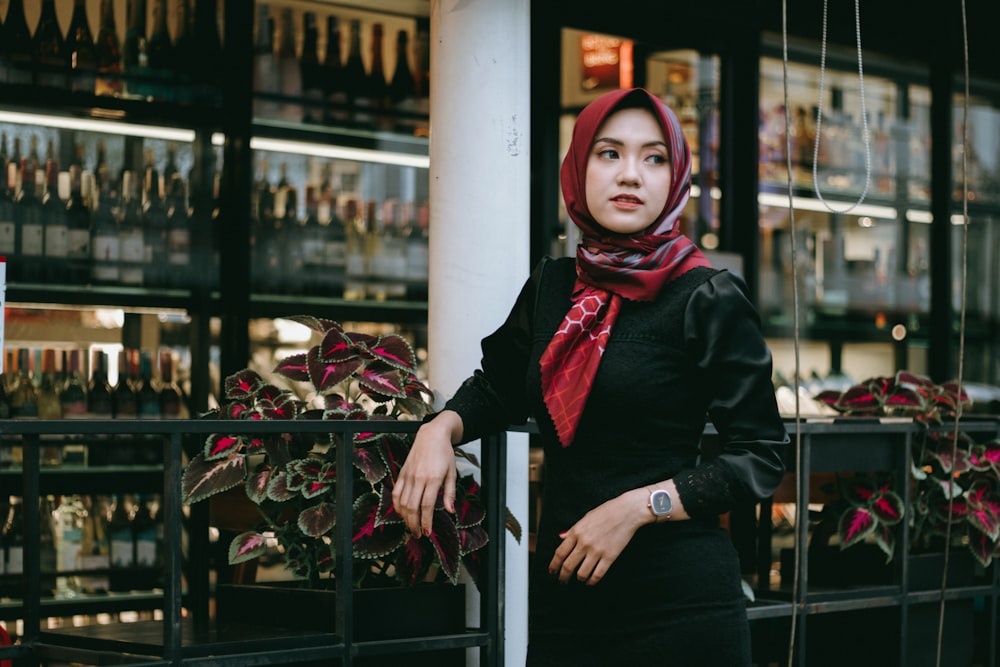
[548,489,648,586]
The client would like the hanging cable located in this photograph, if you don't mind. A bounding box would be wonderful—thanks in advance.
[780,2,803,665]
[937,2,971,666]
[811,0,873,214]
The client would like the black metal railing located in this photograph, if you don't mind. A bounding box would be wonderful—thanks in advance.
[0,418,508,667]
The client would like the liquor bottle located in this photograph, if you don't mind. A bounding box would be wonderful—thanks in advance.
[123,0,150,99]
[0,133,15,269]
[343,198,367,299]
[66,0,98,93]
[91,162,121,284]
[87,351,114,421]
[412,18,430,135]
[136,351,161,419]
[59,350,88,466]
[274,8,302,122]
[252,4,278,119]
[322,16,348,126]
[41,143,69,283]
[118,170,145,286]
[36,349,63,422]
[343,19,369,128]
[33,0,68,89]
[405,199,430,298]
[300,11,323,123]
[146,0,173,101]
[142,150,169,287]
[108,494,134,592]
[380,199,408,299]
[300,185,326,293]
[251,158,277,290]
[278,178,301,293]
[131,495,161,589]
[158,350,184,418]
[163,142,180,187]
[390,29,417,134]
[15,154,44,283]
[113,348,138,419]
[65,162,93,284]
[53,495,85,597]
[165,173,191,285]
[95,0,124,97]
[77,495,111,593]
[0,361,12,467]
[367,23,392,131]
[2,0,34,85]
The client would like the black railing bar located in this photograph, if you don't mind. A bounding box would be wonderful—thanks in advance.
[352,631,490,654]
[22,434,42,651]
[335,412,355,667]
[163,432,184,665]
[481,431,506,667]
[0,419,426,436]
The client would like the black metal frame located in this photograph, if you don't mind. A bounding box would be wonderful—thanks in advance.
[0,419,508,667]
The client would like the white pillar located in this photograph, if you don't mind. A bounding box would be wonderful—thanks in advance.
[428,1,531,665]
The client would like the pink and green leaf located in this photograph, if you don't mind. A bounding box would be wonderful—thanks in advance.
[298,502,337,537]
[228,531,268,565]
[182,452,246,504]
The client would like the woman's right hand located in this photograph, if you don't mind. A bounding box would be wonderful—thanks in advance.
[392,410,464,538]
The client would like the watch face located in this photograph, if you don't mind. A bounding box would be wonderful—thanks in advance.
[650,489,672,516]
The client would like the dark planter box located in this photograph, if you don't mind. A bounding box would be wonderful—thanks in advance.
[215,580,467,666]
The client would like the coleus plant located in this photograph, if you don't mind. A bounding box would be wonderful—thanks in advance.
[815,371,1000,567]
[182,317,521,588]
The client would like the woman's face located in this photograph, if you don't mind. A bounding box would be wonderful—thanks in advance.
[584,106,672,236]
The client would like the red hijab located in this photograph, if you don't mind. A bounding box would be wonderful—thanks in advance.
[540,88,711,446]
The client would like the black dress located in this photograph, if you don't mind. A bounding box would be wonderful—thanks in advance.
[444,256,788,666]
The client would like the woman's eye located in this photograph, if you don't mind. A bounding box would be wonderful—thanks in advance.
[597,148,620,160]
[645,153,667,165]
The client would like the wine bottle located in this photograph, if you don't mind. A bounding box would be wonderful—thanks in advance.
[113,348,138,420]
[412,19,430,136]
[2,499,25,596]
[141,150,168,287]
[66,0,98,93]
[118,170,145,286]
[322,16,348,126]
[15,153,44,283]
[390,29,418,135]
[343,19,369,128]
[158,350,184,418]
[77,495,111,593]
[252,4,278,119]
[123,0,150,99]
[131,494,161,589]
[33,0,68,89]
[0,133,16,272]
[323,184,348,295]
[367,23,392,131]
[274,8,302,122]
[91,160,121,285]
[300,11,323,124]
[2,0,34,85]
[39,496,59,596]
[87,350,114,420]
[66,161,93,284]
[41,142,69,283]
[300,185,326,293]
[37,349,63,421]
[165,173,191,285]
[10,348,39,419]
[95,0,124,97]
[53,494,84,597]
[278,178,301,293]
[59,349,89,466]
[251,157,277,291]
[136,351,161,419]
[108,494,134,592]
[146,0,173,101]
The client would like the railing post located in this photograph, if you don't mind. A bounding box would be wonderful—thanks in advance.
[481,431,507,667]
[163,432,185,664]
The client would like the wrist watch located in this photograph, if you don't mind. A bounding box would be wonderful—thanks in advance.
[648,488,673,521]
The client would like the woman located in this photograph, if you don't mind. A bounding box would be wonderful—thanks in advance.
[392,87,788,665]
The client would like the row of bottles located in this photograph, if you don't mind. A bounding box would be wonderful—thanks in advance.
[758,99,898,195]
[0,132,206,289]
[0,493,165,599]
[0,0,224,104]
[0,346,187,468]
[254,5,429,134]
[251,156,429,300]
